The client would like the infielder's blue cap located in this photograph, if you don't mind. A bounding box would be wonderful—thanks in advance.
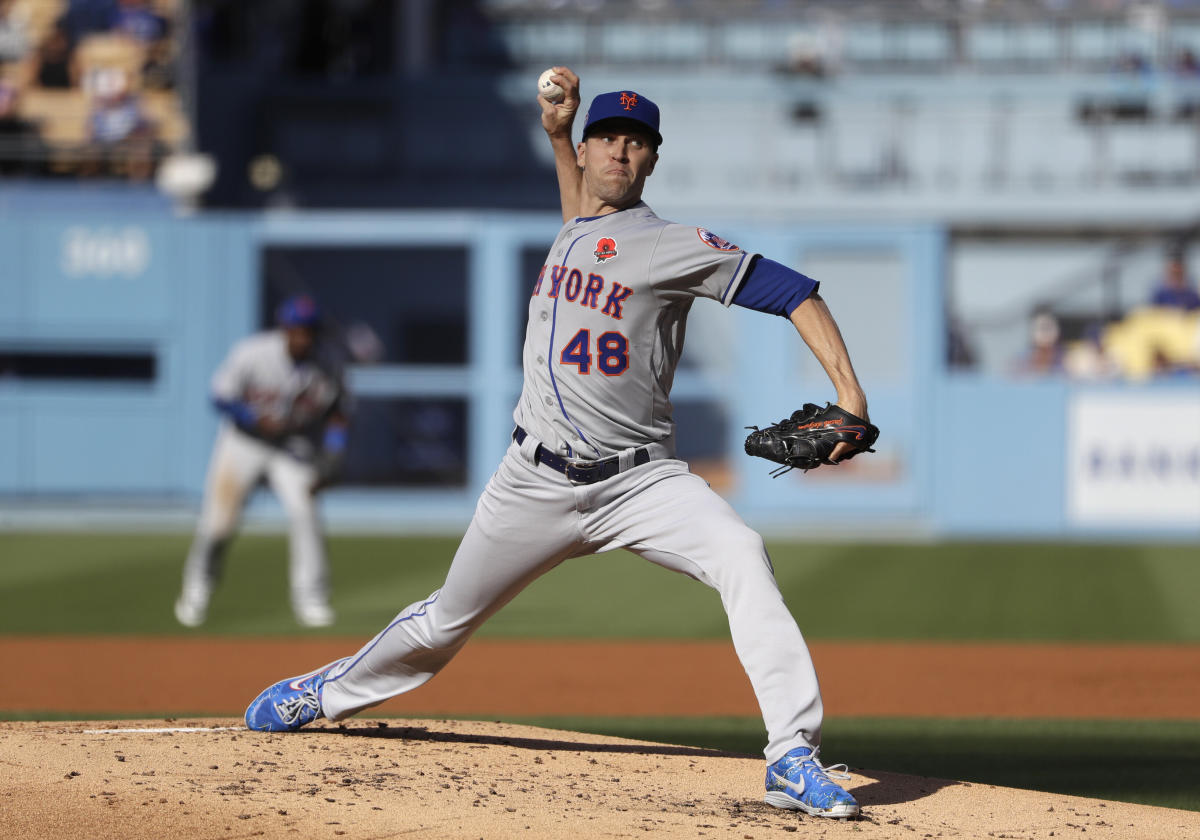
[277,294,321,328]
[582,90,662,148]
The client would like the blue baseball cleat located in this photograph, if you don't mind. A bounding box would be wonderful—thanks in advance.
[244,658,348,732]
[764,746,860,819]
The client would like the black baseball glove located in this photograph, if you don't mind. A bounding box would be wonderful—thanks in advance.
[744,402,879,477]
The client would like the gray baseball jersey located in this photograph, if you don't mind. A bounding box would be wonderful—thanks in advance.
[211,329,347,460]
[515,201,757,460]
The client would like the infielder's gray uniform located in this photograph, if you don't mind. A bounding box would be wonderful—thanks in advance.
[320,203,824,761]
[178,329,348,627]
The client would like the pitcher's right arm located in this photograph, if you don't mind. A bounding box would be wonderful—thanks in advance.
[538,66,583,222]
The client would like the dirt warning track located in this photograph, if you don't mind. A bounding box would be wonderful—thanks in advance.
[4,637,1200,719]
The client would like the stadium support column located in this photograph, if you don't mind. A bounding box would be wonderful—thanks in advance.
[399,0,435,77]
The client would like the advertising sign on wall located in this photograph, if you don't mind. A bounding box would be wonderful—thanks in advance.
[1068,392,1200,529]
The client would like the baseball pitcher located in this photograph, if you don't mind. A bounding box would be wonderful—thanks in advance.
[175,294,350,629]
[243,69,876,820]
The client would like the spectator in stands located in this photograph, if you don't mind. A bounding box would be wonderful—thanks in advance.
[1174,47,1200,77]
[60,0,120,43]
[0,80,47,175]
[1016,308,1065,376]
[1063,320,1121,381]
[0,0,31,65]
[1149,252,1200,311]
[108,0,175,89]
[946,317,977,369]
[81,65,156,179]
[1151,345,1199,379]
[60,0,168,45]
[1115,51,1151,75]
[780,32,827,78]
[33,23,77,89]
[112,0,167,45]
[140,29,174,89]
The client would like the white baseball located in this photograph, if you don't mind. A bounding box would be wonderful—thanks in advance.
[537,68,564,103]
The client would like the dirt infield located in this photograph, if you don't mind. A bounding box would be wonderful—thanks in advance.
[4,636,1200,718]
[4,718,1198,840]
[7,638,1200,838]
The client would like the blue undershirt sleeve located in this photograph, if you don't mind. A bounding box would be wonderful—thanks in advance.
[212,397,257,429]
[322,424,348,454]
[732,256,819,317]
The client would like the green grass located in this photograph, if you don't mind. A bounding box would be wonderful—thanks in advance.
[498,715,1200,812]
[1,533,1199,640]
[4,533,1196,813]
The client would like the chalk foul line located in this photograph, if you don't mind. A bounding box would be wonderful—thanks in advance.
[81,726,242,734]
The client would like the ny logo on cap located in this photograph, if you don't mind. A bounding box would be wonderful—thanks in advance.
[620,92,638,111]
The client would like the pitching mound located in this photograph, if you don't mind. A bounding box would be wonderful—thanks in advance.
[3,718,1196,839]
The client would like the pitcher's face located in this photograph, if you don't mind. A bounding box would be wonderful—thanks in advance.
[577,126,658,212]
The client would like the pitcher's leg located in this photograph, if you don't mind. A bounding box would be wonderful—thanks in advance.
[591,464,822,761]
[320,449,578,720]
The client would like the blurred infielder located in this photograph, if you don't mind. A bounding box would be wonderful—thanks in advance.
[244,69,873,819]
[175,294,350,629]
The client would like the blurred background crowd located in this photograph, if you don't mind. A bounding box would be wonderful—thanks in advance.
[0,0,183,179]
[2,0,1197,383]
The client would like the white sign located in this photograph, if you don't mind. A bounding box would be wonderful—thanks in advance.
[1068,392,1200,527]
[60,226,150,279]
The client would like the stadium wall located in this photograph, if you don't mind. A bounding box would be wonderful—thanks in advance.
[0,201,1195,541]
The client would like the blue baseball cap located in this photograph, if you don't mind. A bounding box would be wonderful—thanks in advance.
[581,90,662,148]
[276,294,321,328]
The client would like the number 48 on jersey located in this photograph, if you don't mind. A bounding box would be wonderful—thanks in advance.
[560,329,629,376]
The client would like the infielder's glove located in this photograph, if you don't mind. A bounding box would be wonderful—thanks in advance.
[744,403,879,477]
[309,451,343,494]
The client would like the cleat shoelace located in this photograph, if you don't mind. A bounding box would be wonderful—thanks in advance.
[774,747,853,793]
[273,684,320,726]
[804,748,851,783]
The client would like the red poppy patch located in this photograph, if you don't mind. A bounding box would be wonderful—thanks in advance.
[594,237,618,263]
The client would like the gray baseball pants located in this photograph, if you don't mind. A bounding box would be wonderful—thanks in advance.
[320,438,823,761]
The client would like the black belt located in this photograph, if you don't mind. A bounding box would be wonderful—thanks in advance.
[513,426,651,485]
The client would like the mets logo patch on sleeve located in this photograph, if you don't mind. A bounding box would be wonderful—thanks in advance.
[696,228,740,251]
[594,237,618,263]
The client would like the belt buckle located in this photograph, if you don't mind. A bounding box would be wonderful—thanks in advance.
[568,458,609,484]
[567,460,599,486]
